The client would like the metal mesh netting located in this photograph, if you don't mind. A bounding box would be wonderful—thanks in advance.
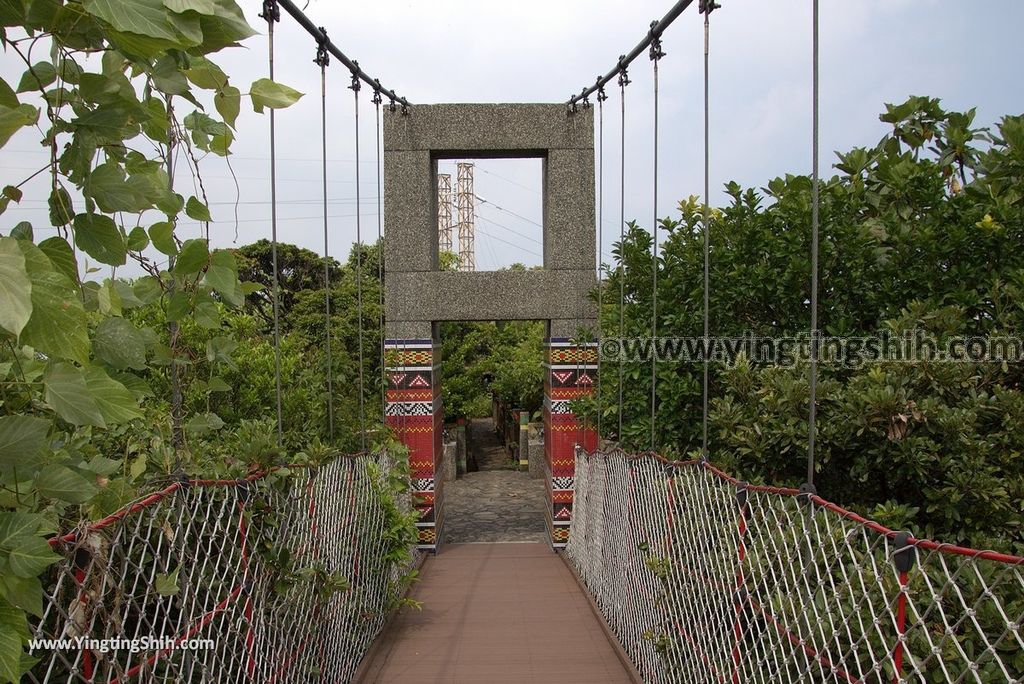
[566,448,1024,684]
[28,453,417,683]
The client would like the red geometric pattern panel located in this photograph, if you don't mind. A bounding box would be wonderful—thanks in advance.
[543,338,598,548]
[385,339,442,551]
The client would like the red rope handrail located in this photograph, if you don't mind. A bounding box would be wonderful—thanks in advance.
[577,447,1024,566]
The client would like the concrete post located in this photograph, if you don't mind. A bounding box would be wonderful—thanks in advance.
[518,409,530,469]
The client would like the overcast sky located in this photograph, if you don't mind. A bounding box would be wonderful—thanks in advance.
[3,0,1023,274]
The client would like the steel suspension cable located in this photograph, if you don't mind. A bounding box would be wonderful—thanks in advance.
[807,0,820,487]
[650,31,664,452]
[373,87,385,426]
[262,1,284,444]
[596,86,607,440]
[316,33,334,441]
[351,71,367,451]
[700,1,718,456]
[617,67,630,441]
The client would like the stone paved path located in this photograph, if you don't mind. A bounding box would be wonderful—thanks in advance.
[356,543,634,683]
[443,419,547,544]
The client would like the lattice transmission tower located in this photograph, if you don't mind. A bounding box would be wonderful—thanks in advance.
[456,162,476,272]
[437,172,453,254]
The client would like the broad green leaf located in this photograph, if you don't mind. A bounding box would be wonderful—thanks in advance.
[0,514,43,551]
[16,61,55,93]
[96,279,122,316]
[126,225,149,251]
[186,411,223,436]
[174,238,208,275]
[74,213,126,266]
[7,535,58,578]
[194,2,256,52]
[115,372,153,400]
[0,417,48,476]
[113,280,144,309]
[2,186,21,203]
[214,84,240,129]
[0,596,30,639]
[70,104,132,144]
[185,55,227,90]
[207,376,230,392]
[35,464,97,504]
[47,187,73,227]
[0,77,16,108]
[148,221,177,256]
[193,301,219,328]
[0,237,31,337]
[205,251,242,306]
[205,335,236,366]
[164,0,218,14]
[0,103,38,149]
[0,623,21,683]
[82,0,178,41]
[18,242,89,365]
[151,54,190,95]
[86,162,152,213]
[44,362,105,427]
[37,236,78,285]
[0,573,42,617]
[84,368,144,424]
[8,222,31,240]
[165,291,189,321]
[133,276,162,304]
[185,196,211,222]
[93,317,147,370]
[249,78,303,114]
[155,567,179,595]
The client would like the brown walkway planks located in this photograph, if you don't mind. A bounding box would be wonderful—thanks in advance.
[356,543,635,683]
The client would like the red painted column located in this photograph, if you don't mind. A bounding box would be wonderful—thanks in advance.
[385,338,442,550]
[544,338,599,548]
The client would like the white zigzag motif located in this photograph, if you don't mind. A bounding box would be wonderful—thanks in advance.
[552,477,573,490]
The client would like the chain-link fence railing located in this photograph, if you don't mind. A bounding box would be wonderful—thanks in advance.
[28,453,418,683]
[566,448,1024,684]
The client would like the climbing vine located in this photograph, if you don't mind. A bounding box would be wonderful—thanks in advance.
[0,1,316,679]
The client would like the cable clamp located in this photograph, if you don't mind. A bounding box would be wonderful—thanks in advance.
[597,82,608,103]
[401,102,409,115]
[314,28,329,67]
[173,469,191,491]
[388,97,397,113]
[371,80,383,106]
[699,0,722,14]
[649,22,666,60]
[348,61,361,93]
[892,531,917,573]
[259,0,279,23]
[798,481,817,507]
[617,58,631,88]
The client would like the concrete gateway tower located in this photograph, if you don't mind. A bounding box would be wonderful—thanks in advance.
[383,104,598,549]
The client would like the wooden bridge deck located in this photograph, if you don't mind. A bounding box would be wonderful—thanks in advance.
[356,543,637,683]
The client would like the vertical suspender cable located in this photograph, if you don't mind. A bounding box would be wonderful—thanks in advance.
[617,65,630,442]
[373,87,385,426]
[701,1,718,456]
[351,70,367,451]
[807,0,821,487]
[263,1,284,445]
[596,85,606,441]
[650,30,664,452]
[316,33,333,441]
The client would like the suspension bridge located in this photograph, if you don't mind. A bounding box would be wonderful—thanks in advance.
[26,0,1023,682]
